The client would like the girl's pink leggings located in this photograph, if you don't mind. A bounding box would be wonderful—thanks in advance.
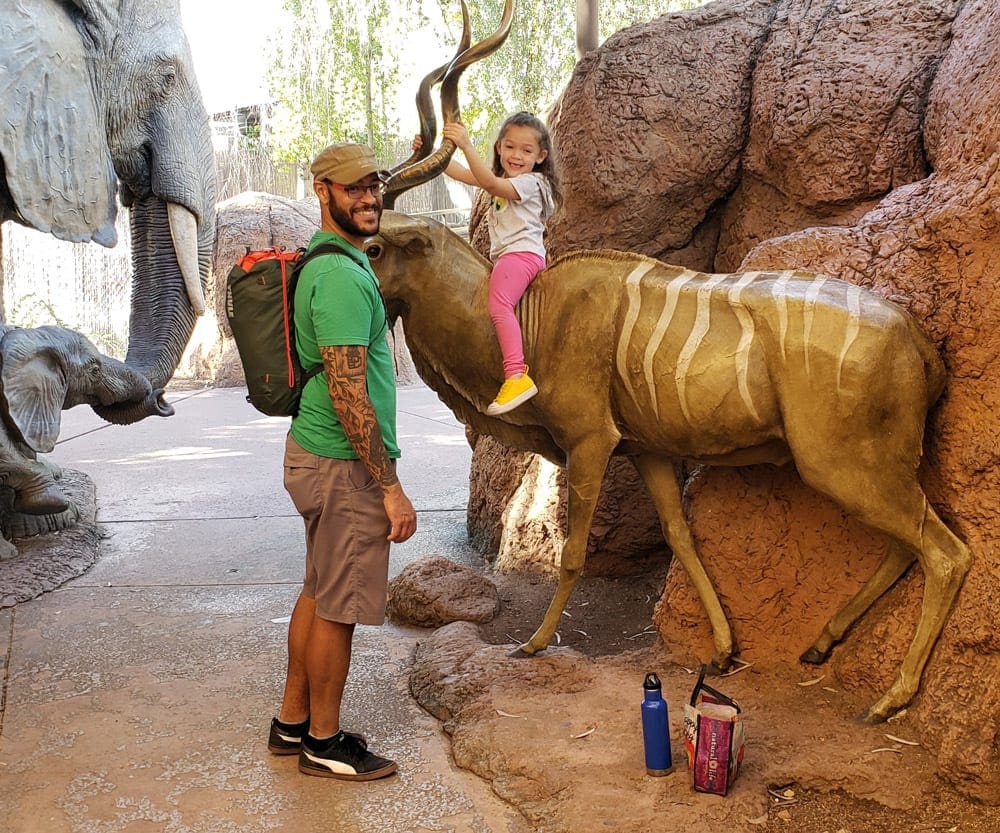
[488,251,546,377]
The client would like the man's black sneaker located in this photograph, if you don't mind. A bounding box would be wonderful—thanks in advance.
[268,717,309,755]
[298,731,397,781]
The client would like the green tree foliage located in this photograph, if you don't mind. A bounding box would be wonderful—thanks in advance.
[433,0,574,143]
[600,0,704,33]
[267,0,705,169]
[267,0,429,165]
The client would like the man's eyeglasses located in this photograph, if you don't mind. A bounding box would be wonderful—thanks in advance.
[328,181,387,199]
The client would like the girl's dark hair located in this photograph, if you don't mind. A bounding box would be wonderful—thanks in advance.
[490,111,563,209]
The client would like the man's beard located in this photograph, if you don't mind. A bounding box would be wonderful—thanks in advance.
[327,194,381,237]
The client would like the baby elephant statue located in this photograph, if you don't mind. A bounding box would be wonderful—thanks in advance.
[0,323,167,524]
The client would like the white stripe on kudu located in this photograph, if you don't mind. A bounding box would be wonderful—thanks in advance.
[728,271,762,422]
[803,276,828,378]
[675,272,729,422]
[643,269,697,418]
[772,271,793,360]
[837,283,863,393]
[520,277,541,355]
[616,261,657,406]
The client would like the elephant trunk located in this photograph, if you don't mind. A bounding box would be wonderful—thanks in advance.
[90,195,212,425]
[91,388,175,424]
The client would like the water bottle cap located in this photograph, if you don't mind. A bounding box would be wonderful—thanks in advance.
[643,672,661,690]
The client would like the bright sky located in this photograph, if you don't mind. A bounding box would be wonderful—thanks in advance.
[179,0,287,114]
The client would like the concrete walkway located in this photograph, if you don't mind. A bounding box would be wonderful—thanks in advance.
[0,384,526,833]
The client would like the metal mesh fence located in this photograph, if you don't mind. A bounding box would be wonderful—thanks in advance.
[1,216,132,359]
[215,144,302,202]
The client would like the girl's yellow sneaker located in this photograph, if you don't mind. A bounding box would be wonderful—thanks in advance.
[486,372,538,415]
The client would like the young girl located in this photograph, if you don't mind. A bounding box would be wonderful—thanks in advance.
[418,112,561,415]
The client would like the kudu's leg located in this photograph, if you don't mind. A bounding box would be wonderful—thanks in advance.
[800,463,971,720]
[633,454,735,670]
[512,435,616,657]
[864,504,970,721]
[801,541,914,664]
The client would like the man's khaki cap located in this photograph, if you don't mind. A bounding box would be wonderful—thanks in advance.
[310,142,388,185]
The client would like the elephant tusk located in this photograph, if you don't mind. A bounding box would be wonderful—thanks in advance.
[167,202,206,316]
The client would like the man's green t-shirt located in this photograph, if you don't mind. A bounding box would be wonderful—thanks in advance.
[290,231,399,460]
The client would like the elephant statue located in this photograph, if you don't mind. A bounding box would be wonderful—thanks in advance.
[0,324,161,525]
[0,0,217,422]
[0,0,215,550]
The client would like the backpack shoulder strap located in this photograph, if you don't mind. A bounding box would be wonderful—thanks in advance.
[293,240,367,275]
[295,235,387,307]
[301,364,325,385]
[291,241,374,384]
[294,238,390,347]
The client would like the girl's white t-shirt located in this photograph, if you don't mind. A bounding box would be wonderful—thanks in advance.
[488,172,555,260]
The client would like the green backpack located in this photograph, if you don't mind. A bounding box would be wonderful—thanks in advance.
[224,241,364,417]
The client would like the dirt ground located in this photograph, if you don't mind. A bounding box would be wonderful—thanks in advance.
[461,564,1000,833]
[479,559,671,658]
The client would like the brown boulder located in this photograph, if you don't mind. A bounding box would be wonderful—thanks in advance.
[547,0,778,267]
[386,555,500,628]
[689,0,999,800]
[715,0,954,270]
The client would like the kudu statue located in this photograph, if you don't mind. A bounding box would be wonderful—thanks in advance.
[374,0,971,721]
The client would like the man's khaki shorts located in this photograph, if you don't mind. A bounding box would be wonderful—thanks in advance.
[283,434,391,625]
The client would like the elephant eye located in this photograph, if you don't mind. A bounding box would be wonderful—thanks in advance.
[366,244,383,260]
[159,64,178,96]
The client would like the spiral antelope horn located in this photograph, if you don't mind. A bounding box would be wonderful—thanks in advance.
[388,0,472,177]
[383,0,514,209]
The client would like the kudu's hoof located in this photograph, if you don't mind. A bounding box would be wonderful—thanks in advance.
[857,707,889,725]
[509,644,542,659]
[703,656,739,676]
[799,646,830,665]
[859,692,904,724]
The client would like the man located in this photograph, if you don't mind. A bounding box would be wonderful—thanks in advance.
[268,143,417,780]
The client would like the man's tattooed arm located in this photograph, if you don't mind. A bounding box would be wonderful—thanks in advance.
[320,344,399,490]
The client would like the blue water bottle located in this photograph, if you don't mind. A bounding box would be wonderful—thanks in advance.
[641,672,673,776]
